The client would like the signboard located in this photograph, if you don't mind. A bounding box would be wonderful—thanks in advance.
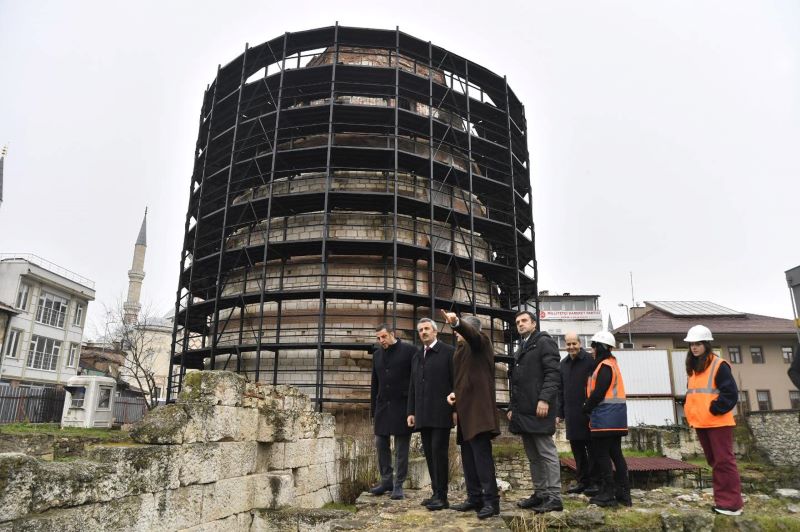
[539,310,602,321]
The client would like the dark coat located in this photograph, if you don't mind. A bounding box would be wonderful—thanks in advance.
[508,331,561,435]
[407,340,455,429]
[558,348,594,441]
[788,342,800,390]
[371,338,416,436]
[452,319,500,442]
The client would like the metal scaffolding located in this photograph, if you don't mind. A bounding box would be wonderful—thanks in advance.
[167,25,538,410]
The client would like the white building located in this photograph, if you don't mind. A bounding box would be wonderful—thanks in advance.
[524,292,603,348]
[0,254,95,388]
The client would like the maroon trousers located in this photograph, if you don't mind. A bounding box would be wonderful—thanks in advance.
[696,426,743,510]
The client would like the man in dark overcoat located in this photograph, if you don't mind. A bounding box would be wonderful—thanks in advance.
[407,317,455,511]
[507,310,563,513]
[442,310,501,520]
[370,323,416,499]
[557,332,599,495]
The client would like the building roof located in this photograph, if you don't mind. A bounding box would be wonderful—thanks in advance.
[647,301,744,317]
[614,302,796,336]
[0,253,95,291]
[0,300,17,315]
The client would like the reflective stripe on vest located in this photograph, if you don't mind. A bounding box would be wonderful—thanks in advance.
[586,357,627,431]
[684,355,736,429]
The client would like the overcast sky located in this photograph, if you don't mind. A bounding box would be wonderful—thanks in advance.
[1,0,798,337]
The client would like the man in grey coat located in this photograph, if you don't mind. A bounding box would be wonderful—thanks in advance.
[507,310,563,513]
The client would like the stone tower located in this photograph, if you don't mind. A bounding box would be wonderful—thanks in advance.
[124,208,147,324]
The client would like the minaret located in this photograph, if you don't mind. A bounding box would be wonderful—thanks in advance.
[124,208,147,324]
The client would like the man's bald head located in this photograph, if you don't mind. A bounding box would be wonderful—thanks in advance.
[565,332,581,358]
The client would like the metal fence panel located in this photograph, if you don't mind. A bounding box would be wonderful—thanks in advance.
[113,396,148,425]
[0,387,65,424]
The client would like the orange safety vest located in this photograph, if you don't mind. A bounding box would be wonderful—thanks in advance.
[586,356,627,432]
[684,355,736,428]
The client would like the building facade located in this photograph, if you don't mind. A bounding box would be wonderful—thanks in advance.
[168,25,537,409]
[523,292,602,348]
[614,301,799,412]
[0,255,95,388]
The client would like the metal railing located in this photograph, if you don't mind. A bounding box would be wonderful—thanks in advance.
[0,253,95,290]
[0,387,65,423]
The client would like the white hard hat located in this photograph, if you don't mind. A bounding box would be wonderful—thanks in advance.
[590,331,616,348]
[684,325,713,342]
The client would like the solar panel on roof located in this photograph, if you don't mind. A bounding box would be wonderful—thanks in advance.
[647,301,744,316]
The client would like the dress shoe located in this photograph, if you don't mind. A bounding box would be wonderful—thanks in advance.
[531,496,563,513]
[368,483,392,496]
[390,486,405,500]
[451,500,482,512]
[425,498,449,511]
[615,488,632,507]
[566,483,587,494]
[589,489,618,507]
[583,485,600,497]
[516,493,543,509]
[476,504,500,519]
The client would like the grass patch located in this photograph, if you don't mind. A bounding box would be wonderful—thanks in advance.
[322,502,357,513]
[0,423,130,441]
[604,508,661,531]
[493,442,525,459]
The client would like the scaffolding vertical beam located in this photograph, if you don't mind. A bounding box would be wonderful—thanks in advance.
[315,22,340,412]
[463,61,477,315]
[254,32,289,384]
[209,43,250,369]
[427,41,436,317]
[391,27,400,331]
[168,66,220,401]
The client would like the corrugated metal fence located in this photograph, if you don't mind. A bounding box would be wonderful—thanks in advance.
[0,387,65,423]
[113,396,148,425]
[0,387,149,425]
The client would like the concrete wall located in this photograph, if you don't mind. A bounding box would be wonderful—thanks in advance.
[0,371,340,531]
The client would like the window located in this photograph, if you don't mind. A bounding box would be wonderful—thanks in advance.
[750,346,764,364]
[153,387,162,400]
[97,387,112,409]
[728,346,742,364]
[26,335,61,371]
[66,343,79,368]
[756,390,772,411]
[551,334,566,349]
[736,391,750,416]
[782,346,794,364]
[73,304,85,327]
[69,387,86,408]
[3,329,22,359]
[16,283,31,310]
[35,291,69,328]
[580,335,593,347]
[790,391,800,410]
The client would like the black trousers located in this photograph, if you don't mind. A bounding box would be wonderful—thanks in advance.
[460,431,498,506]
[420,427,451,499]
[591,435,629,492]
[569,438,598,486]
[376,434,410,488]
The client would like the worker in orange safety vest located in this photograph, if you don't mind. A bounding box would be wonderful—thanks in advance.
[683,325,743,516]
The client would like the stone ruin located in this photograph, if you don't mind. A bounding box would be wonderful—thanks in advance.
[0,371,340,531]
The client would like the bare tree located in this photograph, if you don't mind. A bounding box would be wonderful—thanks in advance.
[102,301,170,410]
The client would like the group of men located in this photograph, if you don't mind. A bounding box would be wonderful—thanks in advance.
[369,309,599,519]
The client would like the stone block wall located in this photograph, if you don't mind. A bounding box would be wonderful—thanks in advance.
[746,410,800,466]
[0,371,339,531]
